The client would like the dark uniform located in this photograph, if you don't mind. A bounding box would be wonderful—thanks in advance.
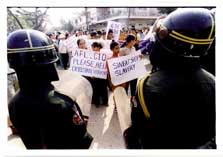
[124,8,216,149]
[7,29,93,149]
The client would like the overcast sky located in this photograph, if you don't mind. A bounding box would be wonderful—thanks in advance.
[47,8,84,27]
[10,7,85,29]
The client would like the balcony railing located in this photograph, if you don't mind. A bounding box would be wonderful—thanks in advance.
[97,10,128,21]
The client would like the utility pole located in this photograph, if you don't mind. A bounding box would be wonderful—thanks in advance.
[85,7,89,31]
[127,8,131,30]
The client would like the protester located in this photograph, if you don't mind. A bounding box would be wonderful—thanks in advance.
[89,42,108,107]
[102,31,106,40]
[97,30,102,39]
[107,29,114,40]
[91,42,103,52]
[107,41,127,91]
[119,34,138,101]
[7,29,93,149]
[77,38,87,49]
[123,8,216,149]
[90,31,97,39]
[120,34,136,55]
[58,33,69,69]
[65,31,70,39]
[138,29,145,40]
[119,30,127,42]
[106,41,127,112]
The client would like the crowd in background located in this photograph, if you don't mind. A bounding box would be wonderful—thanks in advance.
[44,26,152,108]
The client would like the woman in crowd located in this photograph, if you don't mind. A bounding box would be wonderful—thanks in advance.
[77,38,87,49]
[90,42,108,107]
[119,35,138,101]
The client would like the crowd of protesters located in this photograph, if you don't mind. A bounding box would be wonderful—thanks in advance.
[45,26,152,108]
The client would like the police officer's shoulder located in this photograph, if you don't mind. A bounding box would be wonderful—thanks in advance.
[47,90,78,109]
[197,69,215,83]
[145,70,179,91]
[146,70,166,83]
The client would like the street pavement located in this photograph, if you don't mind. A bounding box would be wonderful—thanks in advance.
[88,92,126,149]
[88,54,151,149]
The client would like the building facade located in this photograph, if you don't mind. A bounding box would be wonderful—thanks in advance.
[74,8,162,31]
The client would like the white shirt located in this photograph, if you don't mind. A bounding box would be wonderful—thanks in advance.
[58,40,67,54]
[119,46,136,56]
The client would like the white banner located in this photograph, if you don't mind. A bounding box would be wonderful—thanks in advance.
[107,53,147,86]
[106,21,122,41]
[69,49,108,79]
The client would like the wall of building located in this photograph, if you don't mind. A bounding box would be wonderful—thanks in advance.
[74,8,161,31]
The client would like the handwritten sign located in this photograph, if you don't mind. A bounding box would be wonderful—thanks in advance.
[106,21,122,41]
[107,53,147,85]
[100,48,113,59]
[65,35,78,52]
[69,49,108,79]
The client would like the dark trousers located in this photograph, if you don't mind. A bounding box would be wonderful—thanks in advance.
[86,77,108,106]
[125,79,137,96]
[60,53,69,69]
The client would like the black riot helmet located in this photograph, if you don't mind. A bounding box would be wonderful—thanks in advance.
[7,29,59,84]
[7,29,59,68]
[154,8,215,58]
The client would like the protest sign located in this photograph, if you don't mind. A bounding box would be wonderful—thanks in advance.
[69,49,108,79]
[65,35,78,52]
[106,21,122,41]
[107,53,147,85]
[100,48,113,59]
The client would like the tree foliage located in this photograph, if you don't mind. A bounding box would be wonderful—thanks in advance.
[7,8,49,33]
[60,19,74,33]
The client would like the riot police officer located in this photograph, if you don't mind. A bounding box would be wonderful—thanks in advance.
[7,29,93,149]
[123,8,216,149]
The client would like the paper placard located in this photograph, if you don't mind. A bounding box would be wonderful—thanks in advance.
[107,53,147,85]
[69,49,108,79]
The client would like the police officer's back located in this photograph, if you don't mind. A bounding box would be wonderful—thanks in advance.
[7,29,93,149]
[124,8,216,149]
